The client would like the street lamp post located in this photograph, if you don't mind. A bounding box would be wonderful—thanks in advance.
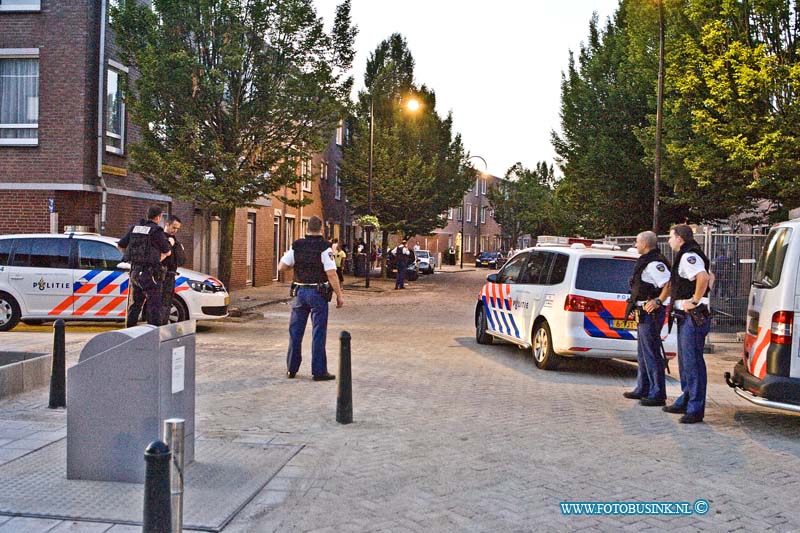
[653,0,665,233]
[464,155,488,269]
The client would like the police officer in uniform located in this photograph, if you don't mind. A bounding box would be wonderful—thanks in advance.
[623,231,671,406]
[278,216,344,381]
[118,205,171,327]
[161,215,186,324]
[663,224,711,424]
[390,239,415,289]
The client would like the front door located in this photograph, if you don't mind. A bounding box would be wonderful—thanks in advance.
[73,239,128,319]
[483,252,529,340]
[513,251,553,338]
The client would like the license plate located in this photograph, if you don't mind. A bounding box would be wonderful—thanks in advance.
[224,296,230,306]
[481,261,489,265]
[612,319,637,330]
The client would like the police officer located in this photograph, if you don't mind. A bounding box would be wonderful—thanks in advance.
[278,216,344,381]
[161,215,186,324]
[390,239,415,289]
[663,224,711,424]
[623,231,671,407]
[118,205,171,328]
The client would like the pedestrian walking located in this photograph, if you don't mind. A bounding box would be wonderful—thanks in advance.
[623,231,671,407]
[117,205,171,327]
[332,238,346,285]
[663,224,711,424]
[278,216,344,381]
[160,215,186,324]
[390,239,415,289]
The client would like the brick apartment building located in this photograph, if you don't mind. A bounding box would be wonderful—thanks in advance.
[424,173,508,265]
[0,1,350,291]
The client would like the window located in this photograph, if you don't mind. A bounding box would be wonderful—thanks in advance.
[466,203,472,222]
[301,159,312,192]
[465,235,471,253]
[0,52,38,145]
[448,208,453,220]
[301,219,309,237]
[0,0,40,12]
[548,254,569,285]
[336,120,344,145]
[78,240,123,270]
[457,207,463,221]
[321,161,328,181]
[519,252,552,284]
[285,217,295,252]
[0,239,12,265]
[475,205,479,224]
[498,253,528,284]
[334,166,342,200]
[105,62,127,154]
[481,206,486,224]
[11,238,70,268]
[474,178,479,196]
[754,227,793,288]
[481,179,487,195]
[576,257,637,294]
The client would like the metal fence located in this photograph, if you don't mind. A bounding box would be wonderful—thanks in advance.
[603,232,767,333]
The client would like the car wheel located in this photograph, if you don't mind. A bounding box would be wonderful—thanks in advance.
[476,305,493,345]
[0,292,21,332]
[169,297,189,324]
[532,320,559,370]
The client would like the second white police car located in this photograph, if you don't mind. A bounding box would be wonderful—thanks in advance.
[0,232,229,331]
[475,240,678,369]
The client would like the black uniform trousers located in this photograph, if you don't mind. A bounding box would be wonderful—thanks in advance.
[127,265,164,328]
[161,271,177,325]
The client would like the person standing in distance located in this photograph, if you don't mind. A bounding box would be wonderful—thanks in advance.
[623,231,671,406]
[161,215,186,324]
[278,216,344,381]
[663,224,711,424]
[118,205,171,327]
[390,239,415,289]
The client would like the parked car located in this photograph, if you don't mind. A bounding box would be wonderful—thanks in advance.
[475,251,504,269]
[725,220,800,413]
[475,243,677,370]
[415,249,435,274]
[0,232,229,331]
[387,256,420,281]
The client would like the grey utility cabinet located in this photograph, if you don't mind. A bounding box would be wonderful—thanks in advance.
[66,321,196,483]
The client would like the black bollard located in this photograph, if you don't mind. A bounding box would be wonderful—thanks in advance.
[143,440,172,533]
[336,331,353,424]
[48,318,66,408]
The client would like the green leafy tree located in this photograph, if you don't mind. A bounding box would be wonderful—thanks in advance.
[340,34,473,273]
[111,0,356,285]
[488,162,559,245]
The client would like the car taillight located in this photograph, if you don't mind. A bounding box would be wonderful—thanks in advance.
[771,311,793,345]
[564,294,604,313]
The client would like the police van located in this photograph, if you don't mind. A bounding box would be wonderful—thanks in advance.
[725,220,800,413]
[0,233,229,331]
[475,240,677,369]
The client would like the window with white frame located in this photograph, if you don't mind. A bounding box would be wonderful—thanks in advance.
[481,206,486,224]
[301,218,309,237]
[481,178,487,194]
[466,203,472,222]
[474,178,479,196]
[336,120,344,145]
[334,165,342,200]
[0,0,40,12]
[105,61,128,154]
[448,208,453,220]
[466,235,472,253]
[0,50,38,145]
[320,161,328,181]
[457,207,462,221]
[301,159,312,192]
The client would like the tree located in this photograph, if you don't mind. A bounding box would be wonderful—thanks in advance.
[488,162,559,245]
[111,0,356,285]
[339,34,473,273]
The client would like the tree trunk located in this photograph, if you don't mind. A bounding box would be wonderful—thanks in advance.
[218,207,236,288]
[381,230,389,279]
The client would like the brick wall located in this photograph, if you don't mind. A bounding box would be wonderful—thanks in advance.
[0,192,51,233]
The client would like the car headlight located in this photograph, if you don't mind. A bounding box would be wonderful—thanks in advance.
[189,280,213,293]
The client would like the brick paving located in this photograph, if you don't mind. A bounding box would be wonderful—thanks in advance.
[1,269,799,531]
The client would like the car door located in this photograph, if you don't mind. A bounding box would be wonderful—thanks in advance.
[513,251,554,340]
[483,252,529,340]
[7,238,74,317]
[74,239,129,318]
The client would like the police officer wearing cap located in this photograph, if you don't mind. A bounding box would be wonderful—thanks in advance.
[623,231,671,407]
[118,205,171,327]
[278,215,344,381]
[663,224,711,424]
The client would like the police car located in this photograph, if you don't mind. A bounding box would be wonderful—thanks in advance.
[725,219,800,413]
[475,240,677,369]
[0,233,229,331]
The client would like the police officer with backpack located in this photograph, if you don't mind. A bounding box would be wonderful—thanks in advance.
[623,231,671,407]
[663,224,711,424]
[118,205,172,327]
[278,216,344,381]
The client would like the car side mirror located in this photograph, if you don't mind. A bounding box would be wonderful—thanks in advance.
[117,261,131,271]
[486,273,498,283]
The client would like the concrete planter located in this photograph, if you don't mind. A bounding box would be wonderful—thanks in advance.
[0,353,51,399]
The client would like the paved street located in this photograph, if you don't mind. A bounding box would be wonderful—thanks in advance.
[2,269,800,531]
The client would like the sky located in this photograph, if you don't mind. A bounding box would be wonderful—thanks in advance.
[313,0,621,177]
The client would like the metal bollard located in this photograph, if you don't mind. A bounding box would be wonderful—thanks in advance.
[48,318,66,408]
[336,331,353,424]
[163,419,185,533]
[143,440,172,533]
